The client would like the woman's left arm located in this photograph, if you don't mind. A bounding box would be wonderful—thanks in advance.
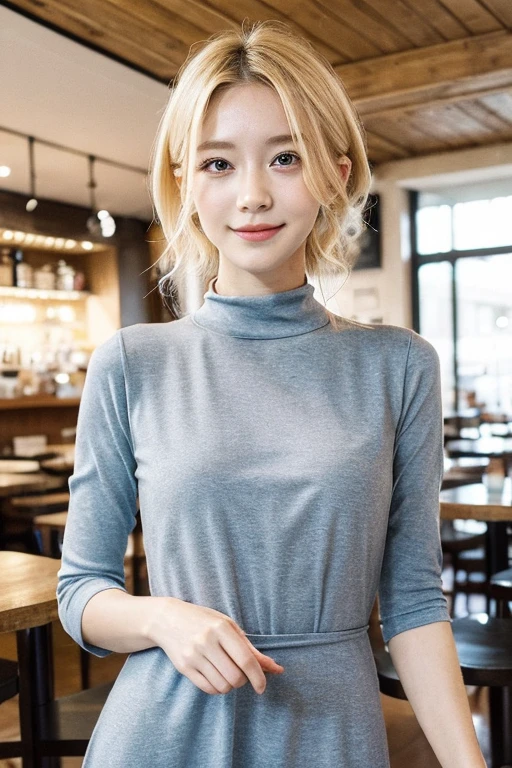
[388,621,486,767]
[378,330,485,767]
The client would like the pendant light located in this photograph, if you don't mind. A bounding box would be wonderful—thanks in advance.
[25,136,38,212]
[86,154,116,238]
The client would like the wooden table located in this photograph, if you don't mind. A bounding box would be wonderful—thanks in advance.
[0,473,65,499]
[0,551,60,767]
[445,437,512,476]
[40,456,74,478]
[440,478,512,576]
[45,444,75,455]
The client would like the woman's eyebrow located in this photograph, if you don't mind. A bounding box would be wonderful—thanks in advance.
[196,134,294,152]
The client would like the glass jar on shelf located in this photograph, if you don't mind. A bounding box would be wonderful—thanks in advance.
[0,371,22,398]
[34,264,56,290]
[56,260,76,291]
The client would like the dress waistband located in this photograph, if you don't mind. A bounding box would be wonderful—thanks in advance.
[243,624,369,650]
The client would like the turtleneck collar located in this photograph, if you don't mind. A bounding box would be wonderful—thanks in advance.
[191,276,330,339]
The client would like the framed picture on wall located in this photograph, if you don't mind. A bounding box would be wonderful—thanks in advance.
[354,193,381,270]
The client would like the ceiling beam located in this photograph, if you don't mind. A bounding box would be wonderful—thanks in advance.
[337,31,512,116]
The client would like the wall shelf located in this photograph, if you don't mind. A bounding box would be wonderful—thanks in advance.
[0,286,90,301]
[0,396,80,410]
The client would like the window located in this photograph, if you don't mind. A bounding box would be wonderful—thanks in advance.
[413,188,512,417]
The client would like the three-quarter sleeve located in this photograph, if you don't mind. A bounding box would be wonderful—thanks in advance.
[57,330,138,657]
[378,330,451,645]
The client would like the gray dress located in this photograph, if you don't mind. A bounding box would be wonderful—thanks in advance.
[57,278,451,767]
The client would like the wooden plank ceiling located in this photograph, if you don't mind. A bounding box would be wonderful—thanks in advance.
[7,0,512,166]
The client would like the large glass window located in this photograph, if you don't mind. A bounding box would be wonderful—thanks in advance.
[414,189,512,417]
[456,255,512,415]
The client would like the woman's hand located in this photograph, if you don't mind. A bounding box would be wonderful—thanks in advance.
[146,597,284,695]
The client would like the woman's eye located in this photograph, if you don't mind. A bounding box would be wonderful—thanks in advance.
[200,158,231,173]
[273,152,300,167]
[198,152,300,173]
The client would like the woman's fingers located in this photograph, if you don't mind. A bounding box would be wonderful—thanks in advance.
[185,666,223,696]
[158,600,284,695]
[251,646,285,672]
[217,631,270,694]
[232,624,285,673]
[197,643,249,692]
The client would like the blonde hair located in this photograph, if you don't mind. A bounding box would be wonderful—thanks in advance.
[149,20,372,318]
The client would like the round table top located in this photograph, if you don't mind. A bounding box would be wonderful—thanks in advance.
[40,445,75,476]
[0,472,65,498]
[40,456,74,476]
[46,444,75,454]
[0,551,60,633]
[34,511,68,529]
[440,479,512,521]
[443,408,481,420]
[445,437,512,458]
[451,614,512,684]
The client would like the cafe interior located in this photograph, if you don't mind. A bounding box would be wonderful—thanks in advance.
[0,0,512,766]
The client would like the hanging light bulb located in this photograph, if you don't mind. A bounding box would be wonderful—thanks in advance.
[26,136,38,212]
[86,155,116,237]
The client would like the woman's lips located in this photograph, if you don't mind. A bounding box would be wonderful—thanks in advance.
[233,224,285,242]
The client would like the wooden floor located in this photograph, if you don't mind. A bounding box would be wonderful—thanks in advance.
[0,564,493,767]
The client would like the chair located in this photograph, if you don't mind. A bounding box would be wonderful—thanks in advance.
[441,458,488,490]
[37,681,115,758]
[0,653,114,763]
[373,616,512,768]
[0,658,20,761]
[4,491,70,552]
[440,519,487,616]
[490,567,512,619]
[443,411,481,446]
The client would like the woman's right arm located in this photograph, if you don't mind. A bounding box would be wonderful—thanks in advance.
[81,589,179,654]
[59,332,283,694]
[82,589,284,696]
[57,331,139,658]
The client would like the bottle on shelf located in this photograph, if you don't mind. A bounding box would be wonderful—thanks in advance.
[11,248,34,288]
[73,270,86,291]
[0,248,13,287]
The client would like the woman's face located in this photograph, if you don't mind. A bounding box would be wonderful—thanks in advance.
[191,83,321,292]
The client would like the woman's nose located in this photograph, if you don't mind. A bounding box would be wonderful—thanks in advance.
[236,169,272,212]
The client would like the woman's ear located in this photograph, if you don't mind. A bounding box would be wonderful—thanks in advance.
[338,155,352,186]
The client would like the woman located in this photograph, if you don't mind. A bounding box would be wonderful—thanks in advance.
[57,20,486,767]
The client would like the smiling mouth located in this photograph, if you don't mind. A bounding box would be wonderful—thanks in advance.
[232,224,285,241]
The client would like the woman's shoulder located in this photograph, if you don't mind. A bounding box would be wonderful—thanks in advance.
[88,317,193,370]
[327,314,438,364]
[328,313,411,344]
[118,315,192,350]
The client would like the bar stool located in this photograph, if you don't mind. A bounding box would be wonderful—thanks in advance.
[373,617,512,768]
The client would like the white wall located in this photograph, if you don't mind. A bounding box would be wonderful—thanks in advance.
[329,141,512,329]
